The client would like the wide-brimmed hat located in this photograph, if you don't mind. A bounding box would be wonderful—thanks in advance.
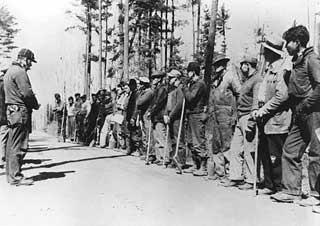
[167,69,182,78]
[151,71,166,79]
[262,35,284,56]
[213,54,230,66]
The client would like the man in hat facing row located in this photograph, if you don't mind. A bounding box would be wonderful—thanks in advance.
[4,48,40,186]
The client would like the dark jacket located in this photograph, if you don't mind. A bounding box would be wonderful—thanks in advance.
[149,84,168,123]
[4,62,39,110]
[166,84,184,121]
[137,87,154,118]
[126,89,139,122]
[182,78,208,114]
[288,47,320,113]
[0,75,6,125]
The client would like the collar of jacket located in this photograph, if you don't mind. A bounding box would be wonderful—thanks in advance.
[293,47,314,67]
[12,61,25,70]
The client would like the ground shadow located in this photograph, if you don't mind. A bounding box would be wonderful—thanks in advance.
[22,159,52,165]
[28,145,84,153]
[27,170,75,182]
[0,154,128,177]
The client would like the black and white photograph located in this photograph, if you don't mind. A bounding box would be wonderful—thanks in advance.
[1,0,320,225]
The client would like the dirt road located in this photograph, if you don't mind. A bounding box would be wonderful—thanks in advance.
[0,132,319,226]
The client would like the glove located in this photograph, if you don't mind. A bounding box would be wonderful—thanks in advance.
[245,116,256,142]
[163,115,170,124]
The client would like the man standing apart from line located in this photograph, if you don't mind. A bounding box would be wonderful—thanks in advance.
[182,62,208,176]
[4,48,40,186]
[53,93,66,142]
[270,25,320,210]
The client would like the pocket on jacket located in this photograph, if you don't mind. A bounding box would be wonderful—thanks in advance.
[7,106,28,126]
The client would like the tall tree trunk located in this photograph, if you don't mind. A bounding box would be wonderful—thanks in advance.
[165,0,168,71]
[148,9,153,77]
[191,1,195,58]
[118,0,124,81]
[98,0,103,89]
[197,0,201,55]
[169,0,174,67]
[124,0,129,82]
[204,0,218,86]
[160,7,163,69]
[104,2,108,88]
[84,3,92,96]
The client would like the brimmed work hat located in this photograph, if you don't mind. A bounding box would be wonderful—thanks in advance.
[139,76,150,84]
[262,35,284,56]
[213,54,230,66]
[167,69,182,78]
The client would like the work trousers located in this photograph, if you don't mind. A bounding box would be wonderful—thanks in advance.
[170,119,186,165]
[6,106,29,184]
[153,122,170,161]
[99,114,113,147]
[228,114,256,184]
[57,115,66,139]
[282,111,320,197]
[206,111,233,177]
[67,116,75,139]
[0,125,9,164]
[126,123,142,155]
[260,133,287,191]
[188,113,207,158]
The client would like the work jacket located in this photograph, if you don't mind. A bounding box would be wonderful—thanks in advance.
[288,47,320,113]
[166,84,184,122]
[183,78,208,114]
[4,62,39,110]
[258,58,292,134]
[208,69,241,125]
[149,84,168,123]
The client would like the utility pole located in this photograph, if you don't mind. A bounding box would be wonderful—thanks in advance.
[123,0,129,82]
[98,0,103,89]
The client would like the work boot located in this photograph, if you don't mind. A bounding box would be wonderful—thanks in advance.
[193,158,208,176]
[183,156,199,174]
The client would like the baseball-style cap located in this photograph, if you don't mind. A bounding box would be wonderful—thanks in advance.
[240,56,258,67]
[139,76,150,84]
[18,48,37,63]
[167,69,182,78]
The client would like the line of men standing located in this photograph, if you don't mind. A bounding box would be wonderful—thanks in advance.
[123,24,320,213]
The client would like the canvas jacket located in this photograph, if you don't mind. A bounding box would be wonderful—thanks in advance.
[258,58,292,134]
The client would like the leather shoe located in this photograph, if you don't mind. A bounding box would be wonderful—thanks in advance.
[11,178,34,186]
[220,179,244,187]
[270,192,301,203]
[237,183,253,190]
[295,197,320,207]
[258,188,275,195]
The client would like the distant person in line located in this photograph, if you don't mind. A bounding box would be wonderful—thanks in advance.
[3,48,40,186]
[53,93,66,142]
[0,68,8,169]
[66,96,75,142]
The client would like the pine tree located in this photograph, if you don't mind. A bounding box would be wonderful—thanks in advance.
[0,6,19,66]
